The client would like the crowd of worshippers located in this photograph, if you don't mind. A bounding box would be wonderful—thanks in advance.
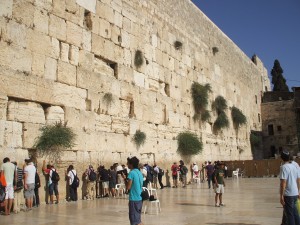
[0,155,230,216]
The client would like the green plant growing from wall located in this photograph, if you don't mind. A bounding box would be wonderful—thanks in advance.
[34,122,76,161]
[133,130,146,149]
[134,50,144,68]
[212,96,227,114]
[212,47,219,55]
[214,112,229,130]
[174,41,183,50]
[191,82,212,123]
[231,106,247,128]
[103,92,113,107]
[250,132,261,148]
[177,132,203,156]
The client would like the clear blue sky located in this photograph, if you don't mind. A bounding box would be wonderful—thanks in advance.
[192,0,300,90]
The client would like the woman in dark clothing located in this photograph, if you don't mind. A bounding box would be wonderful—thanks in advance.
[109,166,117,197]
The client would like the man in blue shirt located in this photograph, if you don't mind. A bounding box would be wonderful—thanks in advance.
[122,157,143,225]
[279,151,300,225]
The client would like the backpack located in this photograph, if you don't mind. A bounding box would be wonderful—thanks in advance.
[51,169,60,183]
[158,168,164,176]
[35,172,41,189]
[0,182,6,203]
[181,166,188,175]
[88,170,97,182]
[71,171,80,188]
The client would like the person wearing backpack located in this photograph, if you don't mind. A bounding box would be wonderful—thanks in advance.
[154,164,164,189]
[179,160,188,188]
[42,160,60,204]
[67,165,79,201]
[86,165,97,200]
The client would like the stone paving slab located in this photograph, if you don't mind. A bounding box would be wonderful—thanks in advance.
[1,178,282,225]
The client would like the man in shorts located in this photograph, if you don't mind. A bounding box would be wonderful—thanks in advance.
[23,159,36,211]
[214,162,225,207]
[100,166,110,197]
[171,162,178,188]
[0,157,17,215]
[42,160,59,204]
[122,157,143,225]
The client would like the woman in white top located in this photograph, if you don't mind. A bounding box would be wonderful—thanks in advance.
[67,165,78,201]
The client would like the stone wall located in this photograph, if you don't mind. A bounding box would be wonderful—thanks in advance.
[0,0,270,170]
[261,100,298,158]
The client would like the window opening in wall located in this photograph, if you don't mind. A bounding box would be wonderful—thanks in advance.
[268,124,274,136]
[84,10,92,30]
[258,113,261,123]
[164,83,170,97]
[277,126,282,132]
[129,101,135,118]
[95,55,118,79]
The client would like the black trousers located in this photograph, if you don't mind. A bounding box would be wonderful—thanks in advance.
[158,175,164,188]
[34,188,40,206]
[69,185,78,201]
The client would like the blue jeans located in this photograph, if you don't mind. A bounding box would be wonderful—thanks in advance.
[129,201,143,225]
[284,196,299,225]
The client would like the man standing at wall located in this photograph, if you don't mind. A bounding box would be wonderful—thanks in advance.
[171,162,178,188]
[179,160,188,188]
[42,160,60,204]
[279,151,300,225]
[214,162,225,207]
[23,159,36,211]
[0,157,17,215]
[206,161,214,189]
[122,157,143,225]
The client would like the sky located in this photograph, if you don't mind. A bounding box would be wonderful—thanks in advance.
[192,0,300,90]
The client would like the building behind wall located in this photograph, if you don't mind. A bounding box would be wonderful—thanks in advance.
[261,88,300,158]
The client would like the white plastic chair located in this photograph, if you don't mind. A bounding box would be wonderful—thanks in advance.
[142,187,161,215]
[193,172,201,184]
[115,184,126,197]
[148,182,158,199]
[232,168,239,179]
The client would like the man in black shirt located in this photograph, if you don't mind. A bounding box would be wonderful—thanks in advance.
[99,166,110,197]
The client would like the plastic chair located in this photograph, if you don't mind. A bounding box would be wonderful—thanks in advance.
[142,187,161,215]
[193,172,201,184]
[232,168,240,179]
[148,182,158,199]
[115,184,125,197]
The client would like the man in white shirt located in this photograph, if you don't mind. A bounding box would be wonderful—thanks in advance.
[192,163,199,181]
[23,159,36,210]
[0,157,17,216]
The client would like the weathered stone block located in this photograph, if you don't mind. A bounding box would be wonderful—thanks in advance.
[57,60,77,86]
[111,117,129,134]
[99,18,111,39]
[12,0,35,27]
[95,114,112,132]
[34,8,48,34]
[49,14,67,41]
[7,101,46,124]
[45,106,65,125]
[22,123,42,149]
[76,0,96,13]
[0,0,13,17]
[44,57,57,81]
[133,71,145,88]
[7,20,27,48]
[69,45,79,66]
[51,37,60,59]
[32,53,45,77]
[114,11,122,28]
[0,120,23,148]
[60,42,70,62]
[82,30,91,51]
[27,29,51,57]
[0,93,8,120]
[66,21,83,47]
[78,50,94,69]
[94,57,114,76]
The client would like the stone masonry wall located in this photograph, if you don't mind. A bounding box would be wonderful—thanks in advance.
[0,0,269,176]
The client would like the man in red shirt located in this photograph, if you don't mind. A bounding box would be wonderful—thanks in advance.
[171,162,178,188]
[42,160,60,204]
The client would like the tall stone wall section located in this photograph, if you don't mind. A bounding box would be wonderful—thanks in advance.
[0,0,270,168]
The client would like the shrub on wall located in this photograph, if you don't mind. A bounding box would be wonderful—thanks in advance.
[212,96,227,114]
[134,50,144,68]
[177,132,203,156]
[103,92,113,107]
[250,132,261,147]
[174,41,183,50]
[212,47,219,55]
[34,122,76,161]
[231,106,247,128]
[214,111,229,130]
[133,130,146,149]
[191,82,212,123]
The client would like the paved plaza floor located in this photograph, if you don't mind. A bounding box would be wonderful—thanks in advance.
[2,178,282,225]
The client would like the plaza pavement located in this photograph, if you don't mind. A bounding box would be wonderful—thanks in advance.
[1,178,282,225]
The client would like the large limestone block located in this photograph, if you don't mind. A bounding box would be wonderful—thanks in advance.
[0,93,8,120]
[95,114,112,132]
[49,14,67,41]
[27,29,52,57]
[53,83,87,110]
[34,8,49,34]
[133,71,145,88]
[7,101,46,124]
[78,50,94,69]
[0,42,32,73]
[94,57,114,76]
[0,0,13,17]
[0,148,29,165]
[22,123,42,149]
[66,21,83,47]
[7,20,27,48]
[82,30,91,51]
[44,57,57,80]
[0,120,22,148]
[57,61,77,86]
[76,0,96,13]
[31,53,45,78]
[69,45,79,66]
[60,42,70,62]
[99,18,111,39]
[12,0,35,27]
[45,106,65,125]
[111,117,129,134]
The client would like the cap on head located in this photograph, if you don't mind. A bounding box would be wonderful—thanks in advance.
[281,150,290,161]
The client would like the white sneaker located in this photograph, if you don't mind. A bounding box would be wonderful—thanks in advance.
[215,204,220,207]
